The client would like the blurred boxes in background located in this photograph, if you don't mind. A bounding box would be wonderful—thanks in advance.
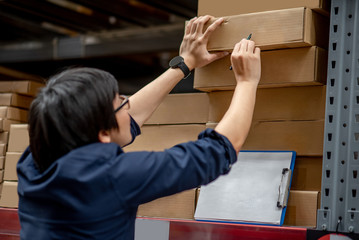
[7,124,29,152]
[4,152,23,181]
[0,181,18,208]
[0,124,29,208]
[0,81,44,97]
[0,74,43,208]
[0,107,28,122]
[0,93,34,110]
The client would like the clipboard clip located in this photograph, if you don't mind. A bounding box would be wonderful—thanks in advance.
[277,168,292,208]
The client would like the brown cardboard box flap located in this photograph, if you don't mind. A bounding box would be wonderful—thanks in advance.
[204,8,328,51]
[4,152,22,181]
[209,86,326,122]
[8,124,29,152]
[137,189,196,219]
[194,46,328,91]
[146,93,209,125]
[0,156,4,169]
[291,157,323,191]
[284,190,320,228]
[0,144,6,156]
[198,0,330,17]
[125,124,206,152]
[0,119,23,132]
[0,132,9,144]
[0,181,18,208]
[0,107,28,122]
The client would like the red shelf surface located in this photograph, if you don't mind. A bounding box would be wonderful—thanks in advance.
[0,208,308,240]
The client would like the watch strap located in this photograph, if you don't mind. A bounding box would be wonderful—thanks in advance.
[177,61,191,79]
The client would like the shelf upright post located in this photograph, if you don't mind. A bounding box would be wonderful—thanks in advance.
[317,0,359,234]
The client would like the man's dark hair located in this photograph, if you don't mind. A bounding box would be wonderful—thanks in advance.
[29,67,119,172]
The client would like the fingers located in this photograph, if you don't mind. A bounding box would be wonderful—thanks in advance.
[254,46,261,56]
[233,39,257,53]
[187,15,212,36]
[185,17,197,35]
[202,17,224,42]
[195,15,211,35]
[247,40,255,53]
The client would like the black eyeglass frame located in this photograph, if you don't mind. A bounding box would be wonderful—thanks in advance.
[114,95,129,113]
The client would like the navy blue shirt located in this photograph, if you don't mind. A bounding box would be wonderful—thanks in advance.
[17,118,237,240]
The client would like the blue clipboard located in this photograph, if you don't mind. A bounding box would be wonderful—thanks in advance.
[194,150,296,226]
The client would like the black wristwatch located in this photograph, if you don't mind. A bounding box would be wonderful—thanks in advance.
[169,56,191,79]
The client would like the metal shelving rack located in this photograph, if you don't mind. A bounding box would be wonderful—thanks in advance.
[317,0,359,234]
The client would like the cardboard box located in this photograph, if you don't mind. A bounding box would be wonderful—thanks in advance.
[0,170,3,183]
[0,144,6,156]
[7,124,29,152]
[145,93,209,125]
[194,46,328,91]
[125,124,206,152]
[0,181,18,208]
[198,0,330,17]
[0,119,23,132]
[137,189,197,219]
[0,107,28,122]
[0,156,4,169]
[0,81,44,97]
[206,120,324,156]
[284,190,320,228]
[204,8,329,51]
[209,86,326,122]
[4,152,22,181]
[0,132,9,144]
[0,93,34,109]
[291,157,322,191]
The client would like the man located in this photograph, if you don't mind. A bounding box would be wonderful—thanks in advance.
[17,15,261,239]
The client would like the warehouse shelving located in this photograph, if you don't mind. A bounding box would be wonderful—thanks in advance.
[1,0,359,239]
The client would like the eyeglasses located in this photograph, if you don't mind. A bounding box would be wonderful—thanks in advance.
[114,95,130,113]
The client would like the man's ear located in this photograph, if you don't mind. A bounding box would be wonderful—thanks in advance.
[98,130,111,143]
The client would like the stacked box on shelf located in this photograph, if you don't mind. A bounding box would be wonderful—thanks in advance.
[0,80,43,208]
[195,0,330,228]
[0,124,29,208]
[125,93,210,220]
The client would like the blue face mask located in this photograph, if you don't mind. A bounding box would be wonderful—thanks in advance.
[122,114,141,147]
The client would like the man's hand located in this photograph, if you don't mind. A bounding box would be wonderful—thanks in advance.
[231,39,261,86]
[179,15,229,71]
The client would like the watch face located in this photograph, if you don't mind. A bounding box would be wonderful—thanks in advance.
[169,56,184,67]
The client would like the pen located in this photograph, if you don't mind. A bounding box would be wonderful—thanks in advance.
[229,33,252,71]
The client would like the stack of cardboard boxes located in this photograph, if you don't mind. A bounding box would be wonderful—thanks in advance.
[0,124,29,208]
[125,93,210,219]
[131,0,329,229]
[0,79,44,208]
[196,0,329,228]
